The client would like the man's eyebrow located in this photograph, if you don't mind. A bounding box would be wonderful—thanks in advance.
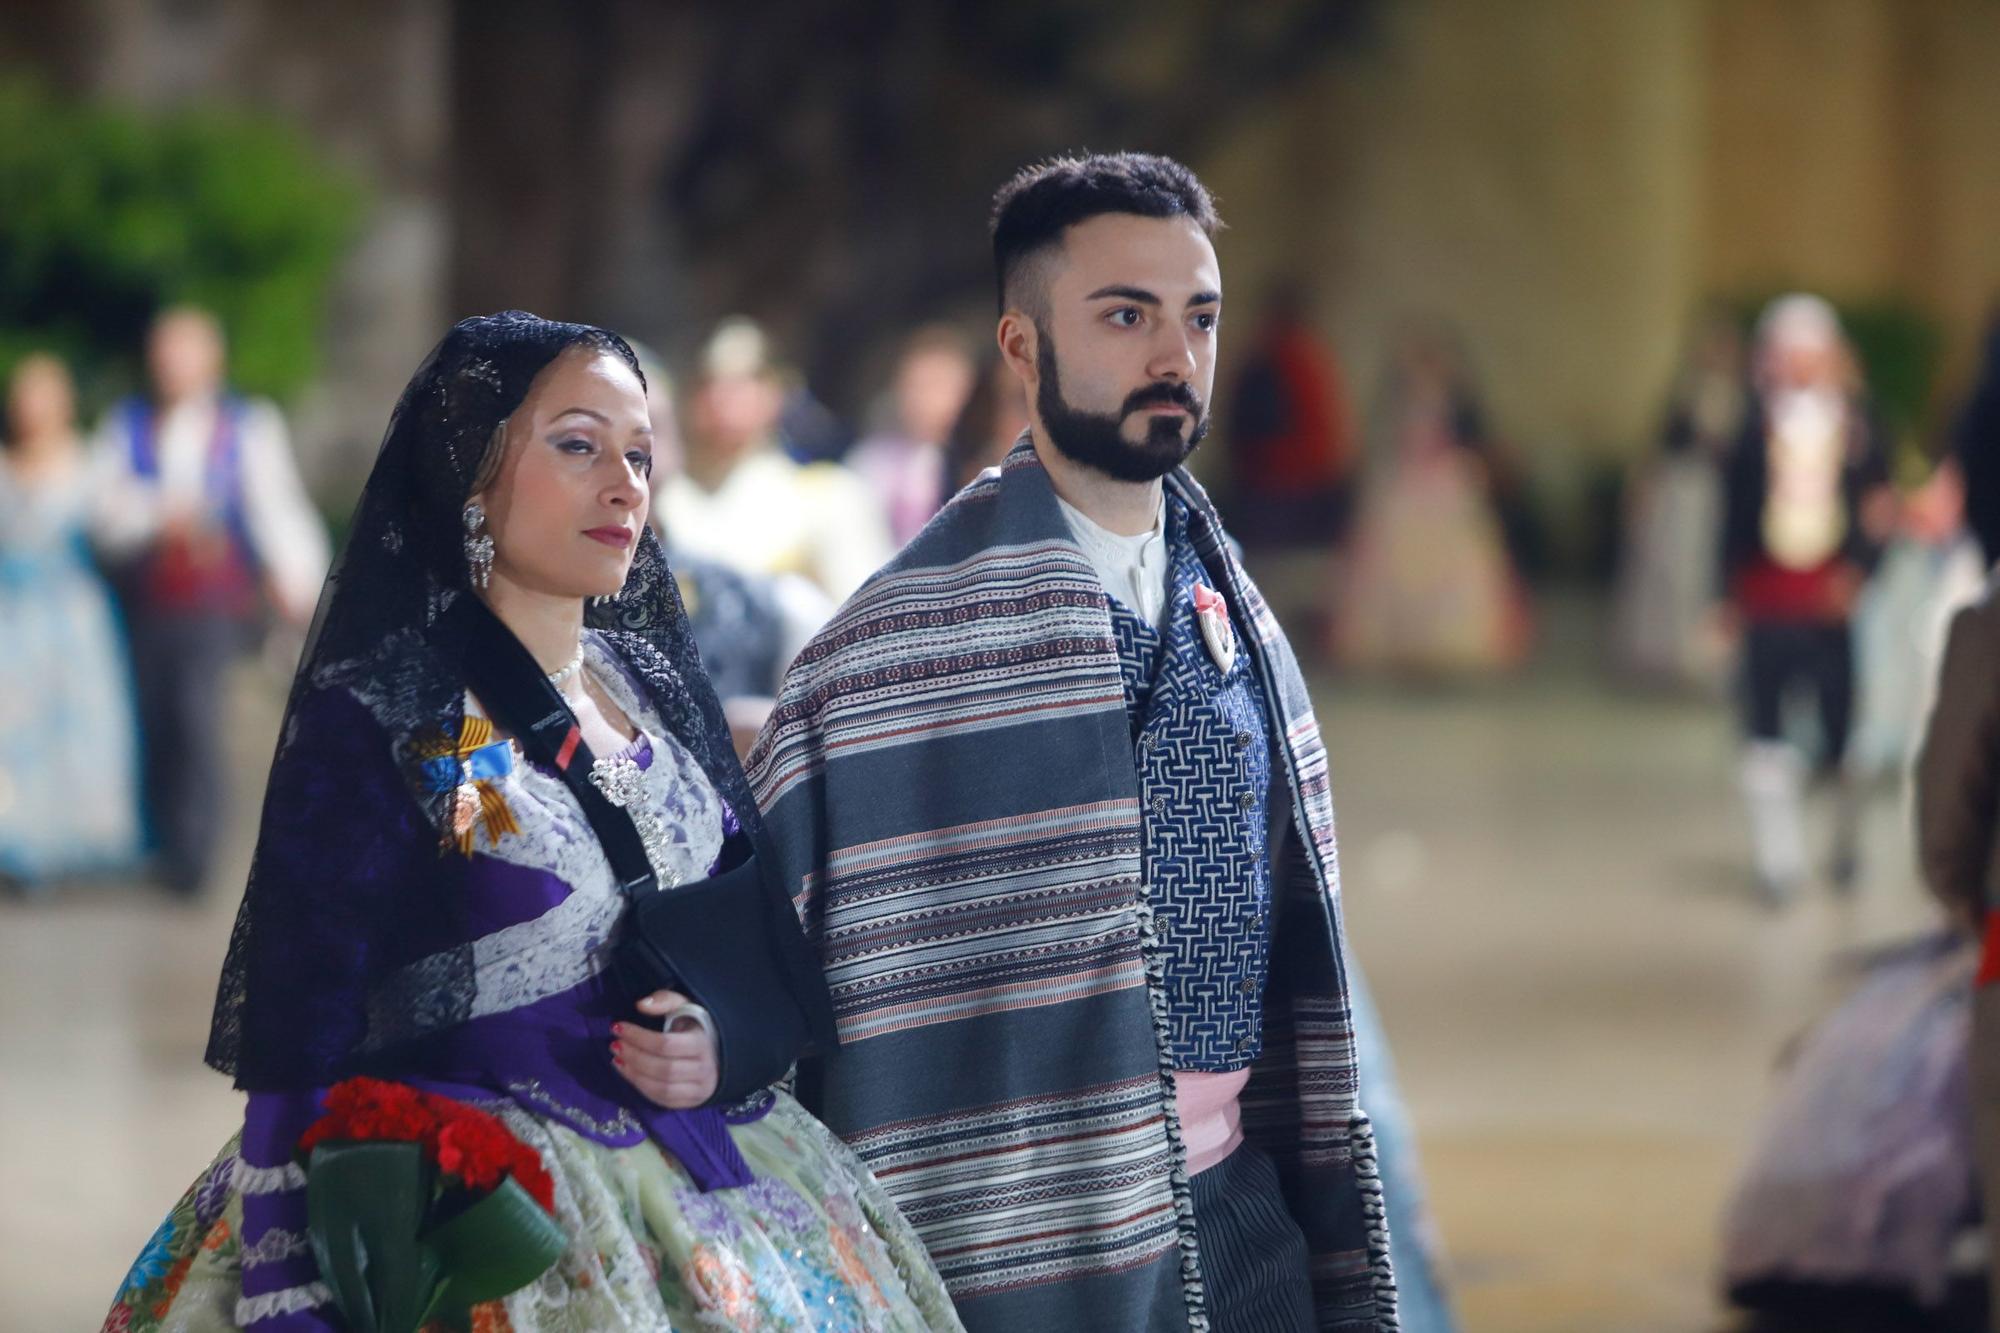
[1084,285,1161,305]
[1081,285,1221,309]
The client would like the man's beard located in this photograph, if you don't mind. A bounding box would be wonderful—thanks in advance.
[1036,330,1208,483]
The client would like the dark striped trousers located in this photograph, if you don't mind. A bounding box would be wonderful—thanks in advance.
[1189,1142,1316,1332]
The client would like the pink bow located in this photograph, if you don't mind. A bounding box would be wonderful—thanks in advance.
[1192,583,1227,616]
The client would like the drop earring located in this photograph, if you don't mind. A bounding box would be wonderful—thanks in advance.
[462,502,494,589]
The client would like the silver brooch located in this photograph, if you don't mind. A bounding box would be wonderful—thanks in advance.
[588,753,681,887]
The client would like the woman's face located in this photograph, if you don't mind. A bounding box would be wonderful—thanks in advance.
[6,355,77,446]
[474,347,653,600]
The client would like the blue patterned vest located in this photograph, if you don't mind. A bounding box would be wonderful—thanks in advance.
[1107,498,1276,1071]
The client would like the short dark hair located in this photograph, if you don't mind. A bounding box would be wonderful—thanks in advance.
[990,152,1222,314]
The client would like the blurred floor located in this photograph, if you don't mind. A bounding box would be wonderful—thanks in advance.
[1,657,279,1333]
[0,596,1940,1331]
[1334,597,1937,1333]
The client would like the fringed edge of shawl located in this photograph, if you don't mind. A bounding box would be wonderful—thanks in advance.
[1350,1111,1401,1330]
[1131,892,1211,1331]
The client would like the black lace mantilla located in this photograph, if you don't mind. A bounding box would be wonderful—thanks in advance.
[207,311,767,1087]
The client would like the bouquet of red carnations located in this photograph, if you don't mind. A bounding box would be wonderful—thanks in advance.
[297,1077,566,1333]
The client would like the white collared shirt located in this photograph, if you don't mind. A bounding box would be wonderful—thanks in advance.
[1058,490,1169,631]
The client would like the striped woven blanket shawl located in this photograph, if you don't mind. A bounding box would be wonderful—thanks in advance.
[747,439,1395,1332]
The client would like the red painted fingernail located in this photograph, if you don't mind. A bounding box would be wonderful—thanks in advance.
[610,1022,624,1037]
[611,1040,623,1056]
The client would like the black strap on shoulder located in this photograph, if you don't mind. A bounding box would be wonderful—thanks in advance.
[442,596,659,900]
[438,595,842,1055]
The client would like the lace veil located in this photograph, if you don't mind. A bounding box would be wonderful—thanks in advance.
[206,311,770,1085]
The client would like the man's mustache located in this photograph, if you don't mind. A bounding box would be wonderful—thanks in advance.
[1122,381,1204,418]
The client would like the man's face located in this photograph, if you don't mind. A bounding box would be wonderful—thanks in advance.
[687,371,782,466]
[1026,213,1221,482]
[1769,332,1842,393]
[148,312,226,403]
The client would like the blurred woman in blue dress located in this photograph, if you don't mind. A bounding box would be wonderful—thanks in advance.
[0,353,142,889]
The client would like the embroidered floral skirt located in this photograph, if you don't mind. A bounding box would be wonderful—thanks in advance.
[103,1093,962,1332]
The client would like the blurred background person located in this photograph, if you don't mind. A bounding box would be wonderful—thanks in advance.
[1717,924,1981,1329]
[939,350,1032,502]
[1718,542,2000,1332]
[1847,454,1989,782]
[1228,280,1359,551]
[1918,560,2000,1333]
[635,345,830,756]
[776,355,857,466]
[90,306,330,895]
[848,323,976,547]
[1957,311,2000,569]
[655,316,893,602]
[0,353,143,892]
[1720,294,1894,905]
[1332,319,1533,676]
[1227,282,1360,654]
[1610,307,1744,690]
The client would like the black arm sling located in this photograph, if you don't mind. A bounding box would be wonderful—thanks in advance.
[442,596,836,1107]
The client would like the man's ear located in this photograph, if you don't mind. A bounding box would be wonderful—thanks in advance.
[997,311,1037,391]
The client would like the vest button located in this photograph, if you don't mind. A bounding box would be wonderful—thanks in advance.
[1151,794,1168,816]
[1237,977,1258,995]
[1236,790,1255,810]
[1237,1035,1254,1053]
[1234,731,1253,748]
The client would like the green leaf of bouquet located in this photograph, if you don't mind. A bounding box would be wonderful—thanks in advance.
[307,1224,378,1333]
[422,1176,568,1313]
[305,1142,439,1333]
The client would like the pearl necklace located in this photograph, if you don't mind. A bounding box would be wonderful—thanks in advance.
[546,649,585,691]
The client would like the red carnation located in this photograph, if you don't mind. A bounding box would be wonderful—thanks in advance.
[294,1078,566,1329]
[508,1144,557,1213]
[435,1112,513,1193]
[299,1077,441,1154]
[298,1078,559,1217]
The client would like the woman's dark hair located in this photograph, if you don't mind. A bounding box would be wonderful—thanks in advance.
[989,152,1221,314]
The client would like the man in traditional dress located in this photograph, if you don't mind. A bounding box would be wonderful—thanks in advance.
[92,306,329,894]
[1719,294,1892,903]
[748,153,1396,1332]
[653,316,893,602]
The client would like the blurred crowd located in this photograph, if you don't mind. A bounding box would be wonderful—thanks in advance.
[0,308,328,897]
[6,293,2000,911]
[1617,297,1998,910]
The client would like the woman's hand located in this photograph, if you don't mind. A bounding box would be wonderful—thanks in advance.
[611,990,720,1108]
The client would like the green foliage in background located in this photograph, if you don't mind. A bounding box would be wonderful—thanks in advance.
[0,79,363,407]
[1841,302,1946,475]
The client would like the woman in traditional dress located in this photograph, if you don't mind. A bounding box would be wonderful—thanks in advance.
[1332,323,1532,676]
[0,353,143,889]
[103,313,960,1331]
[1610,310,1743,690]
